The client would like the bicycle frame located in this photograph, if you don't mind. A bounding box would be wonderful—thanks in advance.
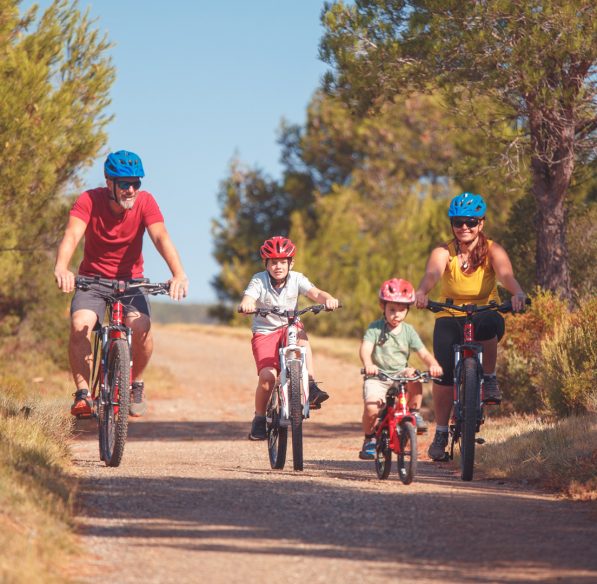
[375,380,416,454]
[90,282,133,413]
[276,313,310,425]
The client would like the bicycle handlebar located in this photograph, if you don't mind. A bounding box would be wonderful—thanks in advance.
[426,297,531,315]
[238,303,343,317]
[360,369,440,384]
[75,275,170,296]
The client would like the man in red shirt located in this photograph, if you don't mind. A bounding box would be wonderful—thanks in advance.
[54,150,189,417]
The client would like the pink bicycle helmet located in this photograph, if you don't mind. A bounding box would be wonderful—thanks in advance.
[379,278,416,304]
[260,236,296,259]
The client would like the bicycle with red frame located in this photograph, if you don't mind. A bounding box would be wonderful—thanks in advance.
[362,369,437,483]
[74,275,169,467]
[425,298,528,481]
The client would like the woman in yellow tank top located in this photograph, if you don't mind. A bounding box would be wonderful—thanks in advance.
[414,193,526,462]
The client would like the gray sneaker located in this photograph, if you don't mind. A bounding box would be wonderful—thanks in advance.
[129,381,147,417]
[248,415,267,441]
[483,375,502,405]
[410,410,428,434]
[428,430,449,461]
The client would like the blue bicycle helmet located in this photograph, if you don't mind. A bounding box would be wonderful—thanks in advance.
[104,150,145,178]
[448,192,487,218]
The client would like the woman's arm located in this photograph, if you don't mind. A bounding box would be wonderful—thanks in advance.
[489,243,526,311]
[415,246,449,308]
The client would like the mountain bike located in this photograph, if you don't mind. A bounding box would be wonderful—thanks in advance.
[246,304,338,472]
[426,298,527,481]
[362,369,436,483]
[74,275,169,467]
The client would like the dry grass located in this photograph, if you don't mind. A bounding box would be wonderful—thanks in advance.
[0,391,77,583]
[474,413,597,501]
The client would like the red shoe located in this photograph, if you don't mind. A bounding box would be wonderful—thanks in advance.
[71,390,93,417]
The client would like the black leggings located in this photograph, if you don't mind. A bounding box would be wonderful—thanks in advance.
[433,312,505,386]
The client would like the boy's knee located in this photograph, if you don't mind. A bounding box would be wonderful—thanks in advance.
[258,368,277,386]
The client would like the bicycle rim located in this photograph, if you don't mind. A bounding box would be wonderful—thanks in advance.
[100,339,130,467]
[460,357,479,481]
[289,360,303,471]
[397,421,418,485]
[375,428,392,480]
[267,392,287,469]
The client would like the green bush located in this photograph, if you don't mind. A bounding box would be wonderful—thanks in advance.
[498,290,568,412]
[541,297,597,416]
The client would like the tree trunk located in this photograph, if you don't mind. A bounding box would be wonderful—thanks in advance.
[529,109,574,300]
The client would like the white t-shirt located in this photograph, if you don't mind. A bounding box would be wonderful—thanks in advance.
[243,270,315,334]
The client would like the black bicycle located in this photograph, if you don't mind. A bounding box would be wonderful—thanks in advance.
[75,276,169,467]
[426,298,527,481]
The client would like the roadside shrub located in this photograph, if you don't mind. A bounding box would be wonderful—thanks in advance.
[541,297,597,416]
[498,290,568,413]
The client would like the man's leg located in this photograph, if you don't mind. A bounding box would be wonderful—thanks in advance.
[69,309,97,415]
[126,311,152,417]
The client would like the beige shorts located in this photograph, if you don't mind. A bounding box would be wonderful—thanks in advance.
[363,378,394,403]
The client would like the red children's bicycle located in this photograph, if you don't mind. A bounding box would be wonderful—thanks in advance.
[75,276,169,467]
[362,369,436,483]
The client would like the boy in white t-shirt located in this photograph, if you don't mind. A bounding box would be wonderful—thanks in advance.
[238,236,340,440]
[359,278,443,460]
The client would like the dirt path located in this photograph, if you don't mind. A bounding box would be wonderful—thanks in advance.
[71,325,597,584]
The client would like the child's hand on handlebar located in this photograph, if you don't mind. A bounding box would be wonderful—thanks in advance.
[429,364,443,378]
[238,299,256,313]
[363,364,379,376]
[324,297,340,311]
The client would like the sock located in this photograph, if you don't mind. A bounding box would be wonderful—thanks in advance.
[365,433,375,439]
[254,414,266,420]
[410,407,420,412]
[436,425,449,433]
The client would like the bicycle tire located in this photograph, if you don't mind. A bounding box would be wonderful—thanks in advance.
[288,360,303,471]
[375,428,392,479]
[267,390,287,469]
[460,357,479,481]
[397,421,417,485]
[99,339,131,467]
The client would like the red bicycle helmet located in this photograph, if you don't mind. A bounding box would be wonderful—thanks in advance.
[260,236,296,259]
[379,278,416,304]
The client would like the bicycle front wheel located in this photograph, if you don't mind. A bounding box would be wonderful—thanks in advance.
[288,360,303,471]
[99,339,131,467]
[267,389,287,470]
[375,428,392,479]
[460,357,479,481]
[397,421,417,485]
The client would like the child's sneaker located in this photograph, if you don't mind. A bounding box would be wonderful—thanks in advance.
[308,380,329,409]
[410,409,428,434]
[428,430,449,461]
[248,415,267,441]
[358,437,376,460]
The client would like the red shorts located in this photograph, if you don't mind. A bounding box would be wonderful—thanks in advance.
[251,323,305,373]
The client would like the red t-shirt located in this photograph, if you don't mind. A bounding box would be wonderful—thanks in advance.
[70,187,164,279]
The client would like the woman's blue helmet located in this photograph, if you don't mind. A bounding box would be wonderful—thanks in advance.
[104,150,145,178]
[448,192,487,218]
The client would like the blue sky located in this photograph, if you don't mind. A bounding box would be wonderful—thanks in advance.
[28,1,329,302]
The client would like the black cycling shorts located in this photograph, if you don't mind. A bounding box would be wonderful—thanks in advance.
[433,312,505,386]
[71,281,151,326]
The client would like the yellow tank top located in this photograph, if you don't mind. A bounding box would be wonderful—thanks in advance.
[436,240,500,318]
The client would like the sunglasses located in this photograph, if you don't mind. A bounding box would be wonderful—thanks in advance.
[451,217,481,228]
[116,179,141,191]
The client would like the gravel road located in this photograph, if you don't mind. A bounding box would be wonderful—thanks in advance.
[70,324,597,584]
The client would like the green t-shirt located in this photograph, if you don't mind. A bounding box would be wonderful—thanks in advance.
[363,319,424,375]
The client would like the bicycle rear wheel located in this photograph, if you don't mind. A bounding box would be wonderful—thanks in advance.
[375,428,392,479]
[288,360,303,471]
[397,421,417,485]
[267,389,287,469]
[460,357,479,481]
[99,339,131,467]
